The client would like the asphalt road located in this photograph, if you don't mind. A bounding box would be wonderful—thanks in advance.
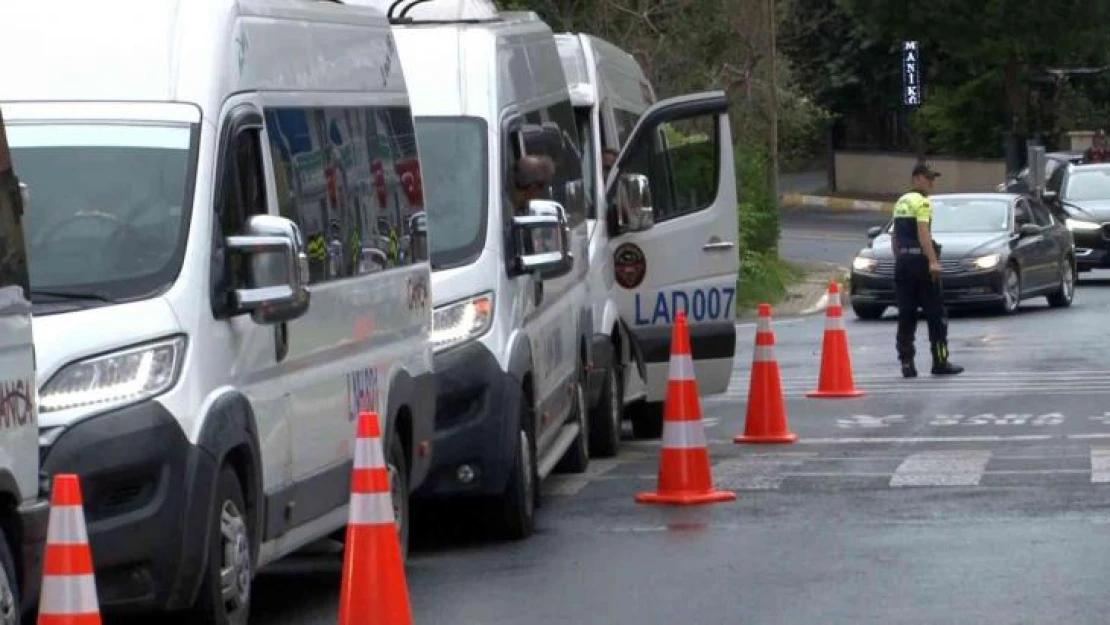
[108,207,1110,624]
[779,204,884,268]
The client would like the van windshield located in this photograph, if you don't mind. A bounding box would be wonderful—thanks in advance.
[413,116,488,270]
[7,122,197,310]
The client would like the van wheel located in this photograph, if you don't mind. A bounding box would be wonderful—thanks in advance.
[192,466,252,625]
[555,372,590,474]
[0,526,20,625]
[494,394,537,540]
[387,434,410,562]
[589,361,623,458]
[630,400,663,439]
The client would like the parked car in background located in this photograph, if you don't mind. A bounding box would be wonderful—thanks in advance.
[1042,162,1110,272]
[997,151,1083,194]
[850,193,1076,318]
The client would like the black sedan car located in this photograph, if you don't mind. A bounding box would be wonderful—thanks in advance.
[849,193,1076,319]
[1042,162,1110,271]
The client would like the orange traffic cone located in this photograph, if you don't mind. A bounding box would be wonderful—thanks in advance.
[338,412,412,625]
[636,311,736,506]
[735,303,798,444]
[807,281,865,398]
[38,474,101,625]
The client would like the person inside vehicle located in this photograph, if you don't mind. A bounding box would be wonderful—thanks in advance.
[1084,130,1109,163]
[511,154,555,216]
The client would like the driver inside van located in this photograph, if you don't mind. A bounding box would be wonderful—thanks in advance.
[511,154,555,216]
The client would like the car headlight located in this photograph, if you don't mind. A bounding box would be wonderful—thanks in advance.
[1066,218,1100,231]
[852,256,877,271]
[431,293,493,351]
[852,256,878,272]
[39,336,186,413]
[971,253,1001,269]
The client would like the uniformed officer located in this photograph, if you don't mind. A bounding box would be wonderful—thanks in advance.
[891,163,964,378]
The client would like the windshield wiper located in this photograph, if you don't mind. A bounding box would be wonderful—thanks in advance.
[29,288,117,304]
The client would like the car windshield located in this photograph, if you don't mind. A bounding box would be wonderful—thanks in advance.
[413,116,488,270]
[1063,169,1110,201]
[888,198,1010,234]
[8,121,197,308]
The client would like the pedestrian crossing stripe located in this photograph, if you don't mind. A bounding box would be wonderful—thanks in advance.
[541,447,1110,496]
[708,369,1110,397]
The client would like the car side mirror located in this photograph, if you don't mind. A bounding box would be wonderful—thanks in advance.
[225,214,311,324]
[615,173,654,233]
[866,225,883,239]
[1019,223,1042,237]
[512,199,573,280]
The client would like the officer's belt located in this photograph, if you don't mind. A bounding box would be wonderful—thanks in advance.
[896,246,924,255]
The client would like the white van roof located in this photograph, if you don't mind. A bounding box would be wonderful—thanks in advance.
[392,12,564,117]
[341,0,501,22]
[0,0,406,114]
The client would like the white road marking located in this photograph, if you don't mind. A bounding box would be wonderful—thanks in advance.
[541,459,621,497]
[837,414,905,429]
[890,450,991,487]
[1091,449,1110,484]
[799,435,1053,444]
[712,456,815,490]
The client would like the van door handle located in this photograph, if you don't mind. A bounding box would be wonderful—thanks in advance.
[703,240,735,251]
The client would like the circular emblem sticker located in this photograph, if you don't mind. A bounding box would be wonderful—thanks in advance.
[613,243,647,289]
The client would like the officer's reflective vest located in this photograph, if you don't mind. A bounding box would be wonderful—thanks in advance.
[891,190,930,250]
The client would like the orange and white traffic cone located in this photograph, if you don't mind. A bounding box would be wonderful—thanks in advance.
[735,303,798,444]
[38,474,101,625]
[338,412,412,625]
[636,311,736,506]
[807,280,865,398]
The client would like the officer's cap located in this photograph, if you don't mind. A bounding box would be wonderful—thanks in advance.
[912,162,941,180]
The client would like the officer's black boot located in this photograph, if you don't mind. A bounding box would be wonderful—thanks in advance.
[901,359,917,378]
[930,341,963,375]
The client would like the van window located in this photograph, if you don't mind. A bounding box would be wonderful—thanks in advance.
[614,108,640,147]
[620,114,721,224]
[264,106,426,283]
[8,122,199,307]
[412,116,488,270]
[517,101,586,228]
[0,163,28,297]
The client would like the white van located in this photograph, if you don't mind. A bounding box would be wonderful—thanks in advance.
[1,1,434,622]
[376,0,594,539]
[556,32,741,443]
[0,106,50,622]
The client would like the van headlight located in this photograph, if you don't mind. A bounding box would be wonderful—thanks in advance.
[431,293,493,351]
[852,256,877,272]
[970,253,1001,269]
[39,336,187,413]
[1066,218,1100,231]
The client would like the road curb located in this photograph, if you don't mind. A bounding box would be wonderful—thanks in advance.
[780,193,894,212]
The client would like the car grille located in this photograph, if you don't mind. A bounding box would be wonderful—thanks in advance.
[872,259,965,275]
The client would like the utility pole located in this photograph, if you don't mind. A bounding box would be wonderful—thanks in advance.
[768,0,780,200]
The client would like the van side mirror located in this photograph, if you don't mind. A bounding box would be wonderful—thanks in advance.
[866,225,883,239]
[225,214,311,324]
[615,173,654,232]
[512,199,573,280]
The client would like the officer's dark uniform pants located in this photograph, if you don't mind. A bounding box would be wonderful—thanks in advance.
[894,255,948,361]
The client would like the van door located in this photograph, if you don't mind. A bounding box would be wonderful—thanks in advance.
[0,108,39,499]
[606,91,739,405]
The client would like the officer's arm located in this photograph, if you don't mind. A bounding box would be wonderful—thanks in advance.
[915,199,938,265]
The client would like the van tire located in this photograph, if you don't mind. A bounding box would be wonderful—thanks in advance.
[588,362,623,458]
[494,394,537,540]
[0,525,20,625]
[555,369,590,474]
[387,434,410,562]
[191,466,252,625]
